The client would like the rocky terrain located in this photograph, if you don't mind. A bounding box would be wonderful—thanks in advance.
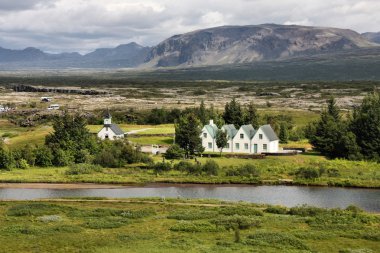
[144,24,376,67]
[0,24,379,70]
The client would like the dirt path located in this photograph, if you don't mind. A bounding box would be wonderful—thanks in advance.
[126,128,152,135]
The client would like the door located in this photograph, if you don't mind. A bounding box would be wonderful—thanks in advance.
[254,144,258,153]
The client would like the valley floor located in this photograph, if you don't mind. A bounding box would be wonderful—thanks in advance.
[0,198,378,253]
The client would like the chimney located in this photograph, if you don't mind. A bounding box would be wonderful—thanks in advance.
[209,119,214,125]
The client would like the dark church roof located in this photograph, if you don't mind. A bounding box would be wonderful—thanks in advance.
[105,124,124,135]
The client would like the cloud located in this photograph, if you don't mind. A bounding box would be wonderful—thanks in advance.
[0,0,379,53]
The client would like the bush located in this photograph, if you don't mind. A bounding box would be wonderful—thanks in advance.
[265,206,288,214]
[327,168,341,177]
[16,158,30,170]
[52,148,74,167]
[34,146,53,167]
[164,144,184,159]
[94,150,118,168]
[212,215,261,230]
[226,164,260,177]
[167,210,218,220]
[0,145,13,170]
[65,163,103,175]
[7,203,67,216]
[246,232,310,250]
[219,206,264,217]
[170,221,220,232]
[173,161,193,172]
[288,205,326,217]
[295,167,320,179]
[82,217,129,229]
[202,160,219,176]
[151,162,172,173]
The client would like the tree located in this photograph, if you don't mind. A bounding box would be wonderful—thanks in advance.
[279,123,289,144]
[216,130,228,156]
[198,100,208,125]
[34,146,53,167]
[175,113,202,157]
[350,90,380,160]
[164,144,184,159]
[327,97,340,121]
[45,112,98,163]
[244,102,259,129]
[223,98,243,128]
[0,145,13,170]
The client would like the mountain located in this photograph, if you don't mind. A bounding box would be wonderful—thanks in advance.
[144,24,376,67]
[362,32,380,44]
[0,43,149,68]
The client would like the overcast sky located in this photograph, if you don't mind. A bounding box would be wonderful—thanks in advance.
[0,0,379,53]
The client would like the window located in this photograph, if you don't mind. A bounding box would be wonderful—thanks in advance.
[263,144,267,151]
[244,143,249,150]
[235,143,240,150]
[203,133,207,138]
[226,143,230,149]
[259,134,263,140]
[208,142,212,149]
[240,133,244,139]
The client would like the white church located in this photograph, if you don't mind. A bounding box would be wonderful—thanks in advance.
[97,111,125,140]
[201,120,279,154]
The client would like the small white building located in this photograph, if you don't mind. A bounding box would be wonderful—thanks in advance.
[97,111,125,140]
[200,120,279,154]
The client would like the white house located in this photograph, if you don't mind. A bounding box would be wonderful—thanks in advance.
[200,120,279,154]
[97,111,125,140]
[201,120,219,152]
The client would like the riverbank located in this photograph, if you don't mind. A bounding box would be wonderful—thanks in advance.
[0,155,379,188]
[0,198,378,253]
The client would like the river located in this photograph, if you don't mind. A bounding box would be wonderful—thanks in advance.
[0,184,379,212]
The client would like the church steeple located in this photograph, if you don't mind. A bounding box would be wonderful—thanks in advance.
[104,110,112,125]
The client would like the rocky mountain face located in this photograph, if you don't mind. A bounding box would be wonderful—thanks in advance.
[144,24,376,67]
[0,24,378,69]
[362,32,380,44]
[0,42,150,68]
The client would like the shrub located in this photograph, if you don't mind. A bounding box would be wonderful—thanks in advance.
[0,145,13,170]
[226,164,260,177]
[327,168,341,177]
[212,215,261,230]
[288,205,326,217]
[173,161,194,172]
[7,203,67,216]
[219,206,264,217]
[265,206,288,214]
[82,217,129,229]
[167,210,218,220]
[94,150,118,168]
[120,208,156,219]
[65,163,103,175]
[151,162,172,173]
[246,232,310,250]
[52,148,74,167]
[16,158,30,170]
[164,144,184,159]
[295,167,320,179]
[37,215,62,223]
[34,146,53,167]
[202,160,219,176]
[170,221,220,232]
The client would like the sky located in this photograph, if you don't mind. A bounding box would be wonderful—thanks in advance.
[0,0,379,53]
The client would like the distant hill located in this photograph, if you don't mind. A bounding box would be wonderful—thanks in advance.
[362,32,380,44]
[0,42,150,69]
[144,24,376,67]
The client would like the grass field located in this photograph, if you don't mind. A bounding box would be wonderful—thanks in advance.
[0,199,378,253]
[0,154,379,188]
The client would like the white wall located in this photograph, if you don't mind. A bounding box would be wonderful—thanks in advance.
[98,127,124,140]
[232,128,252,154]
[200,127,216,152]
[251,128,279,153]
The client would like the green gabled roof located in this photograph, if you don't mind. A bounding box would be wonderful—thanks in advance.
[222,124,238,139]
[205,124,218,138]
[259,124,279,141]
[241,124,256,139]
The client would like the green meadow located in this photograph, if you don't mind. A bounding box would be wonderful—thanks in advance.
[0,199,378,253]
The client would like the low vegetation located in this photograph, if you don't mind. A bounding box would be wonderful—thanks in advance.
[0,199,378,252]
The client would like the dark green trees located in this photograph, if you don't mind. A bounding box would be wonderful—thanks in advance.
[175,113,203,157]
[309,97,361,160]
[45,112,98,165]
[223,98,244,128]
[216,130,228,156]
[245,102,260,129]
[350,91,380,161]
[279,123,289,144]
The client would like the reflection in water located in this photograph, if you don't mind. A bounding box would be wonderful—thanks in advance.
[0,185,379,212]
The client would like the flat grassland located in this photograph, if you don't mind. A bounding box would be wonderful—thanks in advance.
[0,199,378,253]
[0,155,379,188]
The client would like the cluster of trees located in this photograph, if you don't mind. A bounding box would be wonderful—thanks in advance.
[308,91,380,161]
[0,113,151,170]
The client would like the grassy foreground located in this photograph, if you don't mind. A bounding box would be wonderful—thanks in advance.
[0,198,378,253]
[0,154,379,188]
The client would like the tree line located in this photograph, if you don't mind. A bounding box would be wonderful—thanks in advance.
[307,90,380,161]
